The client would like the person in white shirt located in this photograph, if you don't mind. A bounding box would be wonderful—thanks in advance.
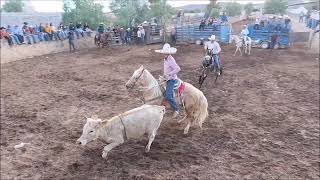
[204,35,222,75]
[137,27,142,44]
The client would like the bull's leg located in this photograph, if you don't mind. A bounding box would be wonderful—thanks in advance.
[145,130,156,153]
[183,121,191,134]
[102,142,122,158]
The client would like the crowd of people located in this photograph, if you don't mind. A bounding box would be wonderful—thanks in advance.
[95,22,148,45]
[0,21,92,48]
[199,12,229,31]
[251,15,292,33]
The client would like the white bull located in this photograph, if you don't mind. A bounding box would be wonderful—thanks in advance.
[77,104,165,158]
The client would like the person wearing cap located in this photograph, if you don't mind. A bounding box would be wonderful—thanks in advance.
[240,25,249,39]
[204,35,221,75]
[155,43,181,118]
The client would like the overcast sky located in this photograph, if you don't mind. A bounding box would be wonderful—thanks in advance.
[1,0,265,12]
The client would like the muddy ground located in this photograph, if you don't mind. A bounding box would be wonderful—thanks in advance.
[1,25,319,179]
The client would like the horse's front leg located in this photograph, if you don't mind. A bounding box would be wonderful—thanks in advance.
[239,47,243,56]
[178,115,188,123]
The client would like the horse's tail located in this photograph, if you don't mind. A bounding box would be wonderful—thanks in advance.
[192,91,208,128]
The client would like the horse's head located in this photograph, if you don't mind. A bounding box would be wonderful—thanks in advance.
[125,65,145,90]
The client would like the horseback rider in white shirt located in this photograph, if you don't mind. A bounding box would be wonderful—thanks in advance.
[204,35,221,75]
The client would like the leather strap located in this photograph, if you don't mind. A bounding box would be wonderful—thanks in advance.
[118,115,128,141]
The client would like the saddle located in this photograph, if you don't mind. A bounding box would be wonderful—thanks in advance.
[163,78,185,97]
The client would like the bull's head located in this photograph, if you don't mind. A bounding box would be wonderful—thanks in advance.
[77,115,102,145]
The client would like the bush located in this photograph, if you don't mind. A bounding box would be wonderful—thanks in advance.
[3,0,24,12]
[62,0,107,29]
[225,2,242,17]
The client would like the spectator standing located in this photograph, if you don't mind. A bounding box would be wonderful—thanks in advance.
[57,23,66,40]
[120,28,126,45]
[125,28,132,45]
[270,33,278,49]
[0,27,13,46]
[220,12,228,24]
[137,27,142,45]
[67,31,76,52]
[140,26,145,45]
[76,22,84,39]
[171,26,176,46]
[299,11,304,23]
[207,17,213,26]
[212,18,218,31]
[69,22,76,31]
[83,23,92,37]
[199,19,206,31]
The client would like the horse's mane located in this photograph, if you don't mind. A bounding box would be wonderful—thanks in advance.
[142,69,163,99]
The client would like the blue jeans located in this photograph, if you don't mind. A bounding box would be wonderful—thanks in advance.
[38,33,45,41]
[212,54,220,71]
[166,79,178,111]
[10,35,21,44]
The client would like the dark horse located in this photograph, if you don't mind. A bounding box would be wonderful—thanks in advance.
[94,32,111,48]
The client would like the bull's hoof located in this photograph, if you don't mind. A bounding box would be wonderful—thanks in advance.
[102,152,108,159]
[145,146,150,153]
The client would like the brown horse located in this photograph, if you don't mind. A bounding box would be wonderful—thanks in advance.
[94,32,111,48]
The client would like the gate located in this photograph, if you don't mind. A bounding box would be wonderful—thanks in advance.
[176,24,231,43]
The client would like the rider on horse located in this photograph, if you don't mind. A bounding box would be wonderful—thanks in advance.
[240,25,250,43]
[204,35,221,75]
[96,23,105,40]
[155,43,181,118]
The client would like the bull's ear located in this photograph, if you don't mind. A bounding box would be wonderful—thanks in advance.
[140,65,144,69]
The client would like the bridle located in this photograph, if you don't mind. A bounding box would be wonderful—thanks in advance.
[127,68,145,89]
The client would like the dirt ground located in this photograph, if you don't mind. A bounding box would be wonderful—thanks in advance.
[1,23,319,179]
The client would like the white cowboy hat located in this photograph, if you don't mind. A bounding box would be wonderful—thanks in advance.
[278,15,283,18]
[208,35,216,41]
[143,21,148,24]
[155,43,177,54]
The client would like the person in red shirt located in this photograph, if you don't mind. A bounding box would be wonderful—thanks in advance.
[0,27,13,46]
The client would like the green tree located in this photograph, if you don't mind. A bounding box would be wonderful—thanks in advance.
[264,0,288,14]
[110,0,151,27]
[62,0,107,29]
[225,2,242,17]
[210,8,219,18]
[244,3,254,15]
[2,0,24,12]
